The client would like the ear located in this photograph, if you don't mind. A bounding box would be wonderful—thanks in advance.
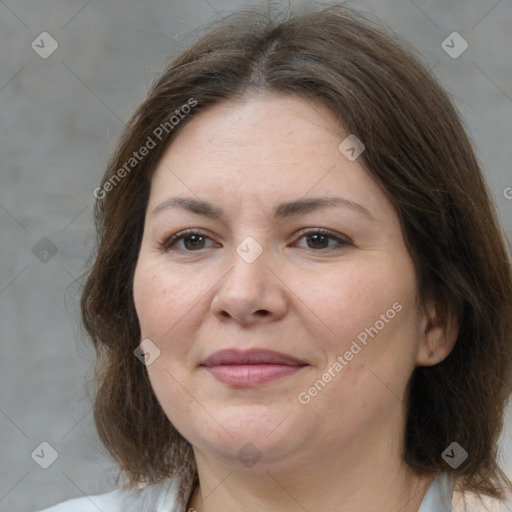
[416,299,458,367]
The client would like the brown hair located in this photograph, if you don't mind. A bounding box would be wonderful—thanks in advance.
[81,3,512,509]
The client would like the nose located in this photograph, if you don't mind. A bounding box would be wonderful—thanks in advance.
[210,239,289,325]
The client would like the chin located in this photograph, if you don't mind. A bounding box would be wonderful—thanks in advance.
[216,403,296,436]
[199,435,296,472]
[188,410,301,465]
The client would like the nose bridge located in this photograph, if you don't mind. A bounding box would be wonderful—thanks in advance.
[211,232,287,322]
[235,234,266,266]
[226,233,269,293]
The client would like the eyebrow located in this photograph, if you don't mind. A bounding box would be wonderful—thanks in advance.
[151,196,375,222]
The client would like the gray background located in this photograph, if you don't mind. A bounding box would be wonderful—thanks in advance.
[1,0,511,511]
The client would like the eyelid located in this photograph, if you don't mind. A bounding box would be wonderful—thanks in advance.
[158,228,215,251]
[158,227,351,253]
[293,227,351,246]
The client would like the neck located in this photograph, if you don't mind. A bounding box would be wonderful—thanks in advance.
[186,423,435,512]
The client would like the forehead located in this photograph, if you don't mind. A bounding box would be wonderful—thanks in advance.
[148,92,390,221]
[163,92,340,161]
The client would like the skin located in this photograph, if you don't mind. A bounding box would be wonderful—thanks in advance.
[132,91,458,512]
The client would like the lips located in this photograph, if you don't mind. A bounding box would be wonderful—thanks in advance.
[201,348,306,367]
[200,348,308,387]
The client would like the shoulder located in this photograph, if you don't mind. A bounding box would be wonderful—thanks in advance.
[36,487,124,512]
[36,477,181,512]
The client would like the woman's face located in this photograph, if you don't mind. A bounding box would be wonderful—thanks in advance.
[133,92,433,472]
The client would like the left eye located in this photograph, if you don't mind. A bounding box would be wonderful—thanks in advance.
[294,229,349,250]
[160,228,349,252]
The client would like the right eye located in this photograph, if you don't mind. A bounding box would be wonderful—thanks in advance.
[159,229,218,252]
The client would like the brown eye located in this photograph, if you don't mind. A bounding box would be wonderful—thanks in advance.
[160,230,216,252]
[294,229,350,251]
[159,228,349,253]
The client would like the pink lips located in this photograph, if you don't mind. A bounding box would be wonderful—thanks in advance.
[200,348,308,387]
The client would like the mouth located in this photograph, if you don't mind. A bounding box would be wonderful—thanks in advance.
[200,348,309,387]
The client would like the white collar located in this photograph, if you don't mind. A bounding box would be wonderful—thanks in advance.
[139,471,456,512]
[417,473,455,512]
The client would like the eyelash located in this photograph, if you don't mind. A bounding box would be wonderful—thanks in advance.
[158,228,350,253]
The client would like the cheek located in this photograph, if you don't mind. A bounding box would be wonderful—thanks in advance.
[133,254,187,324]
[297,265,420,431]
[133,263,160,330]
[132,257,214,356]
[133,261,201,429]
[133,259,182,340]
[324,263,421,402]
[288,256,418,354]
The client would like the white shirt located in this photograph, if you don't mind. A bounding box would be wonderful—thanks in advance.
[37,472,455,512]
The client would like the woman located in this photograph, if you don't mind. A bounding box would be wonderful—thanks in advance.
[39,3,512,511]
